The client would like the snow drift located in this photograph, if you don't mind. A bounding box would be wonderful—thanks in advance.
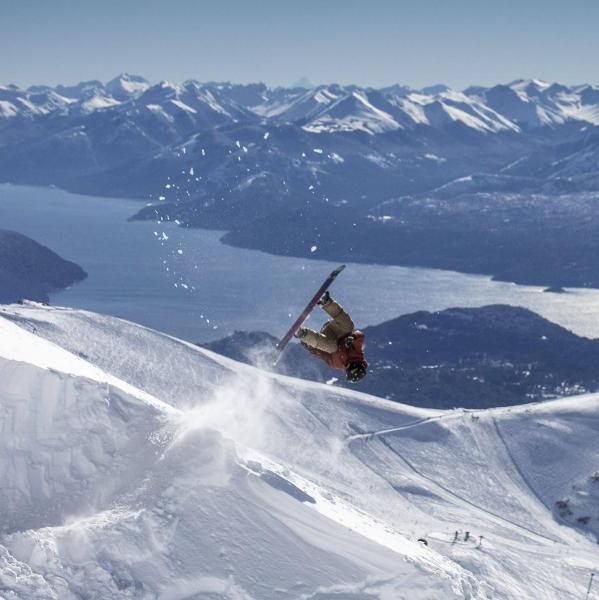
[0,302,598,599]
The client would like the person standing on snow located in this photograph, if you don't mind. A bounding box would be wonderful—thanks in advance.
[294,291,368,382]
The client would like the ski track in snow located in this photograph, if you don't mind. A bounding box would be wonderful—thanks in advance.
[358,429,557,546]
[0,302,598,599]
[344,413,463,441]
[346,412,578,545]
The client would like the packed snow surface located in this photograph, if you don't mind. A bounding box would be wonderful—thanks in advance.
[1,302,598,599]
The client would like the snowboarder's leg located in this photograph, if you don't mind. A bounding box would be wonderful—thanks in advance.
[320,298,355,339]
[300,327,338,353]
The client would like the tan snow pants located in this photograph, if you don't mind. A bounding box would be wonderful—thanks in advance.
[302,299,355,353]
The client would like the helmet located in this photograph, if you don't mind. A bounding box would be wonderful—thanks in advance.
[346,361,367,383]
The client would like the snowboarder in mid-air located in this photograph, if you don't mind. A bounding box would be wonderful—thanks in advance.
[294,291,368,382]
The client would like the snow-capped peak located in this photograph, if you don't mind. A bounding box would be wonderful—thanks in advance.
[509,78,552,95]
[106,73,150,99]
[303,89,403,135]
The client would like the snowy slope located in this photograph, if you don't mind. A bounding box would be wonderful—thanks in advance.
[0,303,598,599]
[303,91,402,135]
[252,85,346,120]
[383,91,520,133]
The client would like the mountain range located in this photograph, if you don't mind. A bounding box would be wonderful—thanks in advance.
[3,75,599,287]
[2,74,598,200]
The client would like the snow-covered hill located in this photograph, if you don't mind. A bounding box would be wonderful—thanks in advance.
[0,302,597,599]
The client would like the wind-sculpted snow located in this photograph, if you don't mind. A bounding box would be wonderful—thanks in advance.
[0,303,598,598]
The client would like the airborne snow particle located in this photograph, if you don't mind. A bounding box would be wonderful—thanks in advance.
[189,167,194,176]
[310,245,318,253]
[263,132,270,140]
[158,195,166,201]
[177,249,183,255]
[313,148,323,154]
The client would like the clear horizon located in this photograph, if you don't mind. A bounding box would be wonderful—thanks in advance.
[1,0,598,89]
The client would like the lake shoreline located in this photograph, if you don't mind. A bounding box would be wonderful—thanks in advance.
[8,181,598,294]
[3,183,599,343]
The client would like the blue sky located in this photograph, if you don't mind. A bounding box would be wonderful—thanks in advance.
[1,0,598,89]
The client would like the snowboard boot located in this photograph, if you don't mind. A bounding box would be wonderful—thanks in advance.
[294,327,309,339]
[318,291,332,306]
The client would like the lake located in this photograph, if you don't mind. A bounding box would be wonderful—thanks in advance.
[2,183,599,342]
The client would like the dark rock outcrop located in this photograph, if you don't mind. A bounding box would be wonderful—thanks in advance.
[0,230,87,303]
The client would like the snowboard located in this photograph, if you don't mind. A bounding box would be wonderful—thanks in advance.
[272,264,346,365]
